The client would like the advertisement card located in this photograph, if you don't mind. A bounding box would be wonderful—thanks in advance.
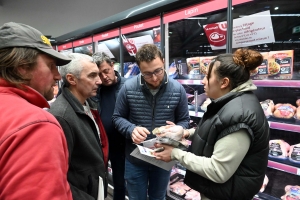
[267,50,294,80]
[203,10,275,50]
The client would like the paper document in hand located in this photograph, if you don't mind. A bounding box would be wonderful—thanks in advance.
[97,176,104,200]
[136,144,156,157]
[131,146,176,171]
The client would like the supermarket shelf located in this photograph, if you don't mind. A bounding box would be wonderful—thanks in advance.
[190,112,300,133]
[177,79,300,87]
[269,121,300,133]
[189,111,204,117]
[268,160,300,176]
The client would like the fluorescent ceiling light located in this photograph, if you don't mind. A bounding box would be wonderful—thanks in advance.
[125,0,165,18]
[274,7,279,10]
[240,14,300,17]
[186,17,207,19]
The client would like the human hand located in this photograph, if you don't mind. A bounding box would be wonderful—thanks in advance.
[153,143,174,162]
[158,125,184,141]
[131,126,150,144]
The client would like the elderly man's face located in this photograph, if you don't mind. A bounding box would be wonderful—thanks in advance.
[75,60,102,100]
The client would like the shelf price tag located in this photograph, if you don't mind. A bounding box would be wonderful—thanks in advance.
[297,168,300,176]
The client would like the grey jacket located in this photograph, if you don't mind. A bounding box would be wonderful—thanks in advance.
[49,86,108,200]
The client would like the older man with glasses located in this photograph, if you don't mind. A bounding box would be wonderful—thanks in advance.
[112,44,190,200]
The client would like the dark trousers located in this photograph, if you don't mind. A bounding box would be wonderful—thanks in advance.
[110,152,126,200]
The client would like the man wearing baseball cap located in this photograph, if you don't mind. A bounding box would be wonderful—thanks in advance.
[0,22,72,199]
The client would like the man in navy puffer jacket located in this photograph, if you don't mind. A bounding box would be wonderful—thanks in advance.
[112,44,190,200]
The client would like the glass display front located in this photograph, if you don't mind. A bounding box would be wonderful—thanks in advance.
[73,44,93,56]
[97,38,121,75]
[121,27,161,78]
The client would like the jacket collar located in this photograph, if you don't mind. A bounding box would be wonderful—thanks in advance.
[0,78,49,108]
[61,85,97,114]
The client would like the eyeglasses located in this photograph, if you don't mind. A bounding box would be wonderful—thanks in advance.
[141,68,164,79]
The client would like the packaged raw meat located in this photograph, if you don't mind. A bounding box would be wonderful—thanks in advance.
[259,175,269,193]
[260,99,275,118]
[273,104,296,119]
[169,180,190,197]
[289,143,300,164]
[185,189,201,200]
[281,185,300,200]
[295,107,300,120]
[269,140,290,159]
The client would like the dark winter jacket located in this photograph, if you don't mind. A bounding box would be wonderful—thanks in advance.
[49,86,109,200]
[184,91,269,200]
[112,73,190,165]
[93,70,126,153]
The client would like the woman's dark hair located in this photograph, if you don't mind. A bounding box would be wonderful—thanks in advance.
[206,48,263,89]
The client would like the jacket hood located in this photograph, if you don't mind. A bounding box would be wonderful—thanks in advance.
[231,79,257,93]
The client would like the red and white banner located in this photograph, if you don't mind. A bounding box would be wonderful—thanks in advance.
[164,0,253,24]
[57,42,72,51]
[73,37,92,47]
[121,16,160,34]
[203,10,275,50]
[93,29,119,42]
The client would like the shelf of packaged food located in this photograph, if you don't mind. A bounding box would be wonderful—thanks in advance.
[268,160,300,176]
[190,112,300,133]
[177,79,300,88]
[269,121,300,133]
[189,111,204,118]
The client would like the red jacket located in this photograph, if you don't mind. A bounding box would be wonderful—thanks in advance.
[0,79,72,200]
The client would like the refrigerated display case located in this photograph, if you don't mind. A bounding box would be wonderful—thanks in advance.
[73,36,93,56]
[93,28,122,75]
[57,42,73,55]
[120,16,161,78]
[164,0,300,199]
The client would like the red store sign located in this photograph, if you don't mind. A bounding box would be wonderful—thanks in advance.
[73,37,93,47]
[164,0,253,24]
[121,16,160,34]
[57,42,72,51]
[93,28,119,42]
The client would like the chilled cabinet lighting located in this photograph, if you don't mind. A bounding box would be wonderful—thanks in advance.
[186,17,207,19]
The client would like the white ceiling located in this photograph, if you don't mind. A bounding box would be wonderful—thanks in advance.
[0,0,149,38]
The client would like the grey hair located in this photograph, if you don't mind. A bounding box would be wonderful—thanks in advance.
[92,52,113,67]
[59,53,94,86]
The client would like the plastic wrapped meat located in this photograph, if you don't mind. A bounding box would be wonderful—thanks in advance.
[260,99,275,118]
[281,185,300,200]
[273,103,296,119]
[269,140,290,159]
[259,175,269,193]
[170,180,190,197]
[185,189,201,200]
[289,143,300,164]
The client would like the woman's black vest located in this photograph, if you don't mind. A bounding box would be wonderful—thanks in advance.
[184,91,269,200]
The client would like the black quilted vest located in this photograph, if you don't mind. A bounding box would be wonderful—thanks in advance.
[184,91,269,200]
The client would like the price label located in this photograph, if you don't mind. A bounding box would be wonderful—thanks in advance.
[297,168,300,175]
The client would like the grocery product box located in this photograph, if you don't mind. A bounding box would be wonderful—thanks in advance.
[250,52,269,80]
[199,56,216,76]
[267,50,294,80]
[186,57,201,79]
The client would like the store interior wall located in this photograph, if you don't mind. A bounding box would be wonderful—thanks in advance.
[0,0,149,38]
